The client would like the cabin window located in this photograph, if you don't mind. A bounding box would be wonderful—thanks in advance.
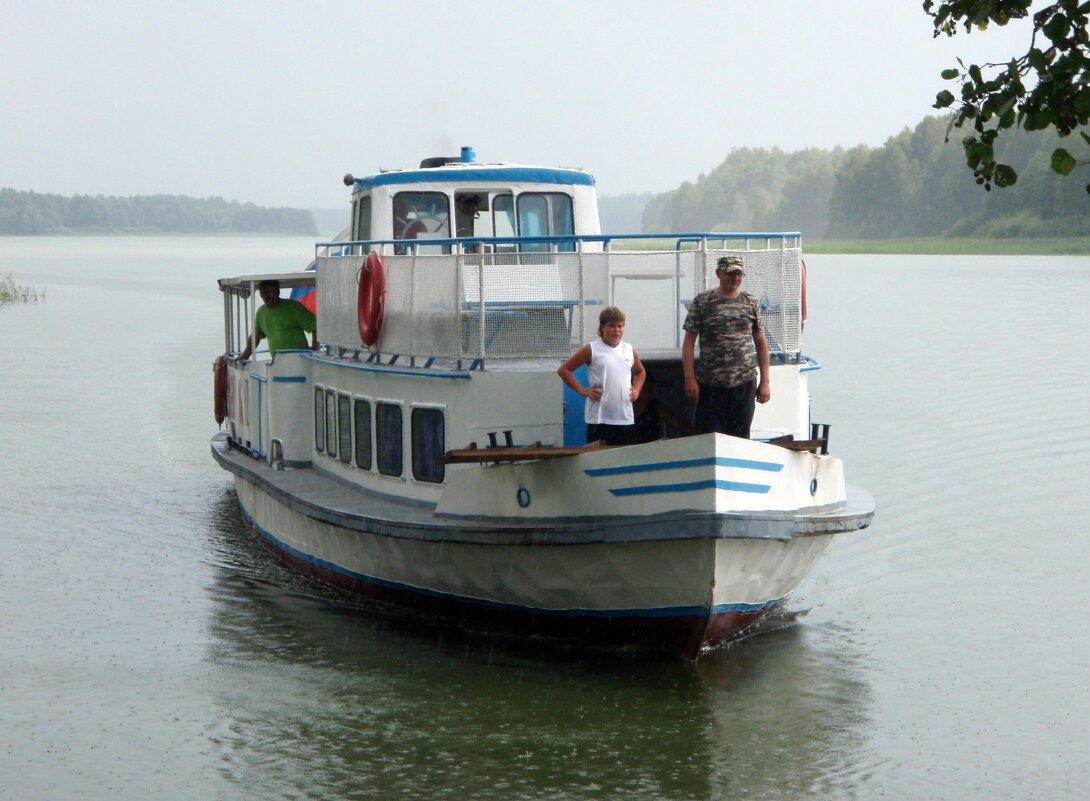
[337,394,352,464]
[393,192,450,255]
[314,387,326,452]
[411,407,445,484]
[354,398,372,470]
[354,195,372,248]
[517,193,574,252]
[493,194,516,252]
[376,402,403,476]
[325,390,337,459]
[455,192,487,239]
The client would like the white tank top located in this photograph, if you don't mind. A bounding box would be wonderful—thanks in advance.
[585,339,634,425]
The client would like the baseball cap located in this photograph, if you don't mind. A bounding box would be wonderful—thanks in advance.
[716,256,745,273]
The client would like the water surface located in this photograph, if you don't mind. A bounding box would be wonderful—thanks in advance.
[2,238,1088,799]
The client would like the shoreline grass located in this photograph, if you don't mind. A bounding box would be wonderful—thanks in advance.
[614,236,1090,255]
[0,275,44,306]
[804,237,1090,255]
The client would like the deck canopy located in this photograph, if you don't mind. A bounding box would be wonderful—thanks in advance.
[219,272,318,357]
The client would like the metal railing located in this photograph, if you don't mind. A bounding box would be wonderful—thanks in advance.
[312,233,804,364]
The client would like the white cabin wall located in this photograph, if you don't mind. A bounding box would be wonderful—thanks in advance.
[303,361,564,504]
[458,369,565,450]
[751,364,810,439]
[265,352,315,466]
[572,185,602,240]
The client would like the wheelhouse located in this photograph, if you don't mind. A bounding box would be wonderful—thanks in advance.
[345,147,601,255]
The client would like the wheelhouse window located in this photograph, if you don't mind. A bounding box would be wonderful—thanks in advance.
[376,402,403,477]
[411,407,446,484]
[393,192,450,255]
[455,192,487,239]
[493,194,516,253]
[354,398,372,470]
[337,394,352,464]
[353,194,372,250]
[314,387,326,452]
[518,193,574,252]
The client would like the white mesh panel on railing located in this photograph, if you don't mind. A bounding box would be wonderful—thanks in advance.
[316,255,365,350]
[407,255,463,356]
[703,249,802,355]
[378,254,418,355]
[459,253,582,358]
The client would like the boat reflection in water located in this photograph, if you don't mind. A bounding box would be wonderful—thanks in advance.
[204,487,872,800]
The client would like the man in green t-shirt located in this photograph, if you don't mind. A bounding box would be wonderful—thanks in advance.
[238,280,317,360]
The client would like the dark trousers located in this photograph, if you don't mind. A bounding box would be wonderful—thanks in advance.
[586,423,635,446]
[694,381,757,439]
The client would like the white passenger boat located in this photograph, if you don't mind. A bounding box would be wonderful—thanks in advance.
[211,147,874,657]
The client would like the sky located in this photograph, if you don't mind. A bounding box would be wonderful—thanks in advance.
[3,0,1035,210]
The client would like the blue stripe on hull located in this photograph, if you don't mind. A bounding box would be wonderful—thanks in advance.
[609,479,771,496]
[584,455,783,477]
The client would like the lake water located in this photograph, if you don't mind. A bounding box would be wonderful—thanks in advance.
[2,237,1089,800]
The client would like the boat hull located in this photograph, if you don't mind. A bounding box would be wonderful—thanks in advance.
[229,471,836,656]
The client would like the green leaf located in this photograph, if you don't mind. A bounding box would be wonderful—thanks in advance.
[941,68,961,80]
[1051,147,1078,175]
[935,89,956,108]
[1074,90,1090,116]
[1043,14,1071,44]
[994,164,1019,187]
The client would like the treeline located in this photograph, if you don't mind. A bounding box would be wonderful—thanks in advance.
[0,190,318,235]
[642,116,1090,239]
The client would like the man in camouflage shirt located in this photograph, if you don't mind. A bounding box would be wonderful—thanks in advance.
[681,255,771,438]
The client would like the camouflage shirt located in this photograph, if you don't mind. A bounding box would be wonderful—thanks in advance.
[683,290,762,388]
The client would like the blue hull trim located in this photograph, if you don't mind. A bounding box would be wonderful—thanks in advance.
[585,455,783,477]
[610,479,771,496]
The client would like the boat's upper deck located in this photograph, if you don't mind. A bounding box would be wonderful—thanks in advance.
[218,149,805,368]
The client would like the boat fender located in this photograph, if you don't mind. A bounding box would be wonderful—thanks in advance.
[516,487,532,508]
[357,251,386,347]
[213,354,228,425]
[800,258,808,331]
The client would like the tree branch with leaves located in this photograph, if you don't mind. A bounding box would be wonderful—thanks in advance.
[926,0,1090,192]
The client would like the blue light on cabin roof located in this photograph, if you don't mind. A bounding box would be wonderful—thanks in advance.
[352,166,596,190]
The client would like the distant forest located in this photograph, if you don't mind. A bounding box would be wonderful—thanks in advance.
[640,115,1090,239]
[0,190,317,235]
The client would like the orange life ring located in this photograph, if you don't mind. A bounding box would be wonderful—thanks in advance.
[213,354,228,425]
[357,251,386,347]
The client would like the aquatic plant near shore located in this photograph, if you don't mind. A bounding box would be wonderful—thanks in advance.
[0,274,44,306]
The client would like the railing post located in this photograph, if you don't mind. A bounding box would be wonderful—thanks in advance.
[577,239,585,345]
[478,258,486,360]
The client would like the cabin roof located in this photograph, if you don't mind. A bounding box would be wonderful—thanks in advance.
[218,272,315,292]
[350,164,595,191]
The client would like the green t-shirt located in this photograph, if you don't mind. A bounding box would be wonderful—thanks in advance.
[254,299,316,354]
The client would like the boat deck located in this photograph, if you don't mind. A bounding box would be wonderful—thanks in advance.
[212,432,873,546]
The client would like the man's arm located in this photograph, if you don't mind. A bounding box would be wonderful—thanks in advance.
[754,329,770,404]
[682,330,699,403]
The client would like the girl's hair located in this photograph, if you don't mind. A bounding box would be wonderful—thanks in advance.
[598,306,625,337]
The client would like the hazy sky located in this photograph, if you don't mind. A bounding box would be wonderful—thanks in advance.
[4,1,1033,209]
